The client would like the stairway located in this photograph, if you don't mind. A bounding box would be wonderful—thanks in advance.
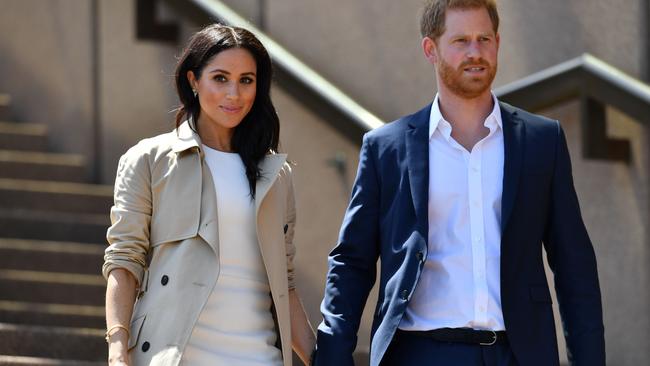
[0,94,111,365]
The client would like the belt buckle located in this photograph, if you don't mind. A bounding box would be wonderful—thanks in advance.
[480,330,497,346]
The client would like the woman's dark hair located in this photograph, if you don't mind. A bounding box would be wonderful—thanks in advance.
[175,24,279,198]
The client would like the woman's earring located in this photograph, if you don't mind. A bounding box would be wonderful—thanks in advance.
[192,89,198,98]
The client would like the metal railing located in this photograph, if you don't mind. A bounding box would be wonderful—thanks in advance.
[495,54,650,162]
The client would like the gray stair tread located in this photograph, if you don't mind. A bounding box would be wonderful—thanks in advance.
[0,300,104,328]
[0,209,109,244]
[0,270,104,286]
[0,122,47,136]
[0,271,105,305]
[0,355,104,366]
[0,238,104,255]
[0,179,112,196]
[0,208,109,225]
[0,301,104,317]
[0,323,106,361]
[0,238,104,275]
[0,179,113,214]
[0,150,85,167]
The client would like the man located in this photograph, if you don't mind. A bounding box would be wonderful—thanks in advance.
[314,1,605,365]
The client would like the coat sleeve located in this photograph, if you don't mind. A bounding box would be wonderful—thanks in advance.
[542,123,606,365]
[315,133,381,366]
[283,163,297,291]
[102,143,153,288]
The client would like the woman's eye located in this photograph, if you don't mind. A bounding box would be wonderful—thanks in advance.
[241,77,254,84]
[214,75,227,82]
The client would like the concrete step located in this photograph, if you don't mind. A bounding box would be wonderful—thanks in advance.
[0,151,87,182]
[0,238,104,274]
[0,179,113,214]
[0,269,105,306]
[0,323,106,362]
[0,355,104,366]
[0,122,47,152]
[0,95,10,120]
[0,209,109,244]
[0,301,104,329]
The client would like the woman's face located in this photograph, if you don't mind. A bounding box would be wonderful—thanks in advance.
[189,47,257,131]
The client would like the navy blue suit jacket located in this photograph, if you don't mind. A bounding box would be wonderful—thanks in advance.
[316,102,605,366]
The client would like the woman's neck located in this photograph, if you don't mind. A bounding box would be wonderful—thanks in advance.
[197,119,235,152]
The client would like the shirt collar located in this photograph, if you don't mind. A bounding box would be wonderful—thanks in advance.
[429,93,502,141]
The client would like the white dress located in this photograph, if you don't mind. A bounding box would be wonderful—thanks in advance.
[181,145,283,366]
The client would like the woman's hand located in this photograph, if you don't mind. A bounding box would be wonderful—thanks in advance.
[289,289,316,365]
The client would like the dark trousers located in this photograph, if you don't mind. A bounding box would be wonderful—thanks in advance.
[380,330,519,366]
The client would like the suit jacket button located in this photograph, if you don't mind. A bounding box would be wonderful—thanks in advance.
[401,290,409,300]
[284,224,289,234]
[416,251,424,261]
[161,275,169,286]
[142,341,150,352]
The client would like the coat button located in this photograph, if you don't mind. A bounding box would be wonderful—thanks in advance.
[416,251,424,261]
[161,275,169,286]
[283,224,289,234]
[142,341,150,352]
[401,290,409,300]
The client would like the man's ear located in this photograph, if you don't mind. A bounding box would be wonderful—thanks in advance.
[422,37,438,65]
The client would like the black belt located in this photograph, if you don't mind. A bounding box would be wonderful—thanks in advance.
[396,328,508,346]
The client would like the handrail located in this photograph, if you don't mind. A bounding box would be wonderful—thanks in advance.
[187,0,385,133]
[495,53,650,162]
[495,53,650,126]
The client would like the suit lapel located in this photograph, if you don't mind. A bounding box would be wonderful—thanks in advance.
[500,102,525,234]
[405,105,431,233]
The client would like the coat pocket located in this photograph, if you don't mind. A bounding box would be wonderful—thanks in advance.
[529,285,552,303]
[127,314,146,350]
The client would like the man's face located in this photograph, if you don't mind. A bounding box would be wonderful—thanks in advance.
[427,7,499,99]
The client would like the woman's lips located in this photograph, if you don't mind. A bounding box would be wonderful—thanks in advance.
[220,105,243,114]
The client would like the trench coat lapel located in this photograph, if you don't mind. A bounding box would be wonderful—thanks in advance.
[255,154,288,214]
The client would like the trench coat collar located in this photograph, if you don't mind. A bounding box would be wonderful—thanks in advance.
[172,121,202,155]
[172,120,287,209]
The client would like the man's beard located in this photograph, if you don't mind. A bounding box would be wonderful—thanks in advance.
[437,56,497,99]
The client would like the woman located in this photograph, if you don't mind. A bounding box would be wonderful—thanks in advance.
[103,24,315,366]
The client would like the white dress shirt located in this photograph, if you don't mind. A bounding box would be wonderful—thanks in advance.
[399,94,506,331]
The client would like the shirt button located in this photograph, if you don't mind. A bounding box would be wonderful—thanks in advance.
[142,341,150,352]
[284,224,289,234]
[401,290,409,300]
[161,275,169,286]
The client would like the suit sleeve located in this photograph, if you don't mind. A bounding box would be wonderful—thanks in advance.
[543,124,606,365]
[315,133,381,366]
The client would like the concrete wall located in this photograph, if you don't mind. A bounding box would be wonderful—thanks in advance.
[0,0,94,177]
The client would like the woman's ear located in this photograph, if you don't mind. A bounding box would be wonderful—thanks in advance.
[187,70,197,90]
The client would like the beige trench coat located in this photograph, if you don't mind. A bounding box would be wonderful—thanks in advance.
[102,122,296,366]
